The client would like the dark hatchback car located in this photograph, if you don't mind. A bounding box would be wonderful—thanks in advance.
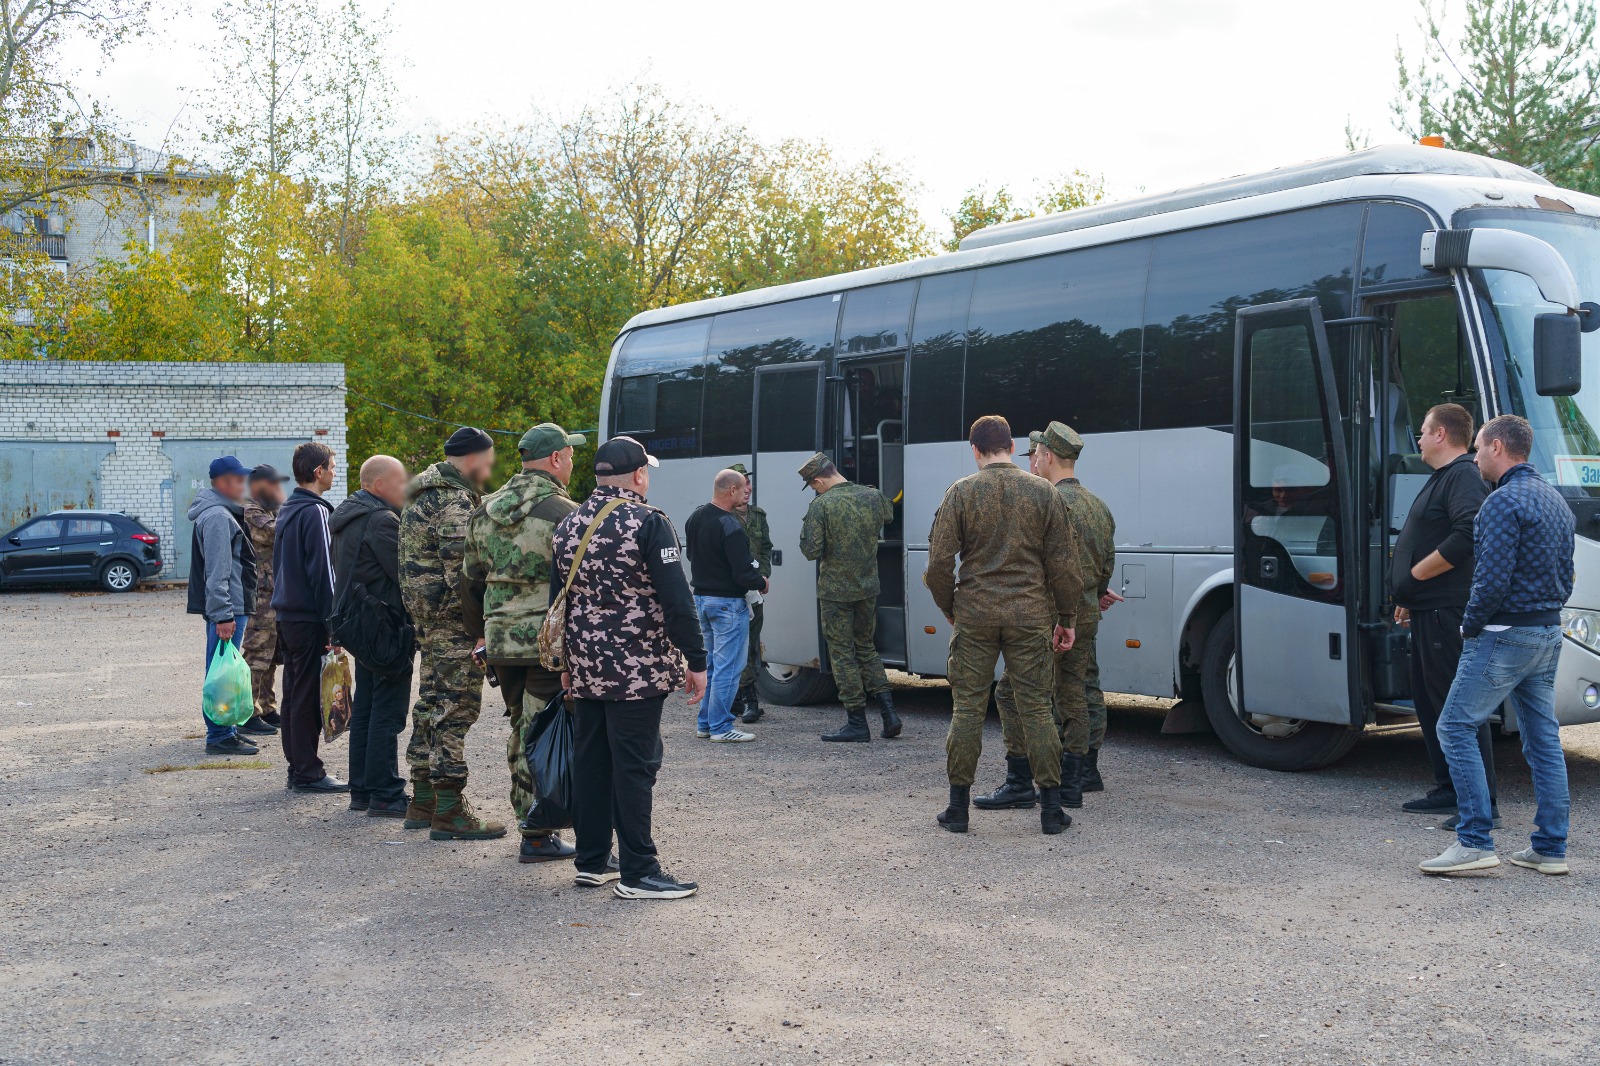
[0,510,163,592]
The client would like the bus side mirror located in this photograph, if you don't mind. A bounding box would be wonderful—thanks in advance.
[1534,312,1582,396]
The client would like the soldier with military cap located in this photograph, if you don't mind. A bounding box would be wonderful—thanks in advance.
[981,421,1119,812]
[729,462,773,723]
[462,422,586,863]
[400,426,501,840]
[799,451,900,742]
[926,415,1084,836]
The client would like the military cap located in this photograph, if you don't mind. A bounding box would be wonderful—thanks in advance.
[1039,421,1084,460]
[797,452,833,486]
[729,462,751,476]
[593,435,658,475]
[518,422,586,460]
[443,426,494,456]
[248,463,290,484]
[1026,430,1045,456]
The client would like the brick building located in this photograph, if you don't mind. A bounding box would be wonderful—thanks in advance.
[0,361,347,580]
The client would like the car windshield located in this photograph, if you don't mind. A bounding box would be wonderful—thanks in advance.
[1464,208,1600,498]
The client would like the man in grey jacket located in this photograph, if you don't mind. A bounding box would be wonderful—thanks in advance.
[185,456,260,755]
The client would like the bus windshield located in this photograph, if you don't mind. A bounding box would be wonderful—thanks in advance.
[1465,208,1600,498]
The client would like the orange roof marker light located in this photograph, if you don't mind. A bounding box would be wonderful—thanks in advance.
[1419,135,1446,148]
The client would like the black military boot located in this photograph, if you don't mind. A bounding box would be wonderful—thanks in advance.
[1082,746,1104,792]
[937,785,970,833]
[1060,751,1084,809]
[1039,786,1071,835]
[739,684,764,724]
[875,691,902,738]
[973,755,1038,810]
[821,709,871,742]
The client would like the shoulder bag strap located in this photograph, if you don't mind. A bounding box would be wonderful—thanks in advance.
[557,498,626,601]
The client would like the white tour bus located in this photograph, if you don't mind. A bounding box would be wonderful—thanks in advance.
[599,145,1600,771]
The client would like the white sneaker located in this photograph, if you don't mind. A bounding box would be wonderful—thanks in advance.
[1508,847,1569,875]
[1420,841,1500,874]
[708,729,755,743]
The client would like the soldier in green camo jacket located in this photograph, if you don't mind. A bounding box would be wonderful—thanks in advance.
[798,452,901,743]
[462,423,584,866]
[399,427,499,841]
[729,462,772,724]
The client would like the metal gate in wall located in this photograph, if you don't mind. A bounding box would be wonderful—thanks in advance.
[162,439,304,580]
[0,442,115,532]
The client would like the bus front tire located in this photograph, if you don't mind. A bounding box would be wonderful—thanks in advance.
[755,663,839,707]
[1199,609,1361,772]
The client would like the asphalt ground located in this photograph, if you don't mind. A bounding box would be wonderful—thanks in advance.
[1,587,1597,1065]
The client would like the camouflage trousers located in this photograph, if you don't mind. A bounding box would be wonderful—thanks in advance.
[492,662,563,837]
[405,632,484,786]
[994,611,1105,756]
[242,611,279,718]
[819,598,889,711]
[739,600,765,691]
[946,623,1061,788]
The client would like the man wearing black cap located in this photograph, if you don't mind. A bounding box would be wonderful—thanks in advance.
[242,464,290,733]
[550,436,708,899]
[463,422,585,863]
[400,426,502,839]
[186,455,260,756]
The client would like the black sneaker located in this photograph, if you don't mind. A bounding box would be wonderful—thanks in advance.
[1402,786,1458,813]
[614,869,698,900]
[575,854,622,887]
[205,735,259,756]
[349,794,370,812]
[262,712,282,727]
[238,716,278,736]
[519,833,578,863]
[367,796,409,818]
[1441,809,1502,831]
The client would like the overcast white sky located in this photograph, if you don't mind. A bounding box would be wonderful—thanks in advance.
[76,0,1425,228]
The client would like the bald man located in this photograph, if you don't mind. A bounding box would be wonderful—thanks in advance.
[685,469,767,742]
[331,454,415,816]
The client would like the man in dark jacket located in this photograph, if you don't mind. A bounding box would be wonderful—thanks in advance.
[684,469,767,743]
[1422,415,1575,876]
[330,455,412,816]
[187,455,260,756]
[271,441,345,793]
[1390,403,1496,824]
[551,437,708,900]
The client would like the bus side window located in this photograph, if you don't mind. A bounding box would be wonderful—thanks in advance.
[615,375,657,433]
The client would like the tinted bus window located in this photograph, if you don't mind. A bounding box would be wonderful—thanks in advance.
[840,281,915,355]
[1142,204,1361,430]
[964,241,1148,436]
[907,271,972,444]
[703,295,839,456]
[613,318,710,459]
[1361,202,1439,288]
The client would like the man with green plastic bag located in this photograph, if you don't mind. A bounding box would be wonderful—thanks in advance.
[187,456,260,756]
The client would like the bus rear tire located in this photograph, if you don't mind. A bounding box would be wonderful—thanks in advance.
[1199,610,1361,772]
[756,663,838,706]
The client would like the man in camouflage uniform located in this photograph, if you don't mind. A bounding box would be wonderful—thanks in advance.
[799,452,899,743]
[240,465,290,733]
[981,422,1117,812]
[730,462,773,724]
[462,423,584,865]
[926,415,1084,836]
[400,427,500,841]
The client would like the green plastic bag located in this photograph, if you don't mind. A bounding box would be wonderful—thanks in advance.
[202,640,254,727]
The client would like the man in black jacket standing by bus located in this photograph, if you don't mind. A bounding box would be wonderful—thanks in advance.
[1391,403,1496,824]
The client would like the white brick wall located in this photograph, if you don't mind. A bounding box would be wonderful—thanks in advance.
[0,361,347,577]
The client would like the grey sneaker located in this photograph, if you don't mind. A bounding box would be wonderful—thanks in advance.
[1420,841,1500,874]
[709,729,755,743]
[695,729,710,739]
[1508,848,1569,875]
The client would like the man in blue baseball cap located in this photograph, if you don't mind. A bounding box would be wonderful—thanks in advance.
[186,455,260,756]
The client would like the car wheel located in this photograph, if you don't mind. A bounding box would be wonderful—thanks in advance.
[99,560,138,593]
[755,663,838,706]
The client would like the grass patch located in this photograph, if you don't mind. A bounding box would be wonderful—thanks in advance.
[145,759,274,774]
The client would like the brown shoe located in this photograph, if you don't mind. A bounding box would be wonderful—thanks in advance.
[429,784,507,841]
[402,778,436,830]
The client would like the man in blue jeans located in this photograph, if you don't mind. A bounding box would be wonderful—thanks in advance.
[186,456,261,755]
[684,469,767,743]
[1422,415,1575,877]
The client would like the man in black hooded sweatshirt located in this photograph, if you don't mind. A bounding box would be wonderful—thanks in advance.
[272,441,345,793]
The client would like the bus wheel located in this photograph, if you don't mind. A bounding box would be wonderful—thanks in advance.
[1199,610,1360,772]
[756,663,838,706]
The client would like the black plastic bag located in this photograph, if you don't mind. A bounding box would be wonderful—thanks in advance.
[521,692,574,833]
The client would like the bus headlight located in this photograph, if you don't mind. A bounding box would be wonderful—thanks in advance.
[1560,608,1600,653]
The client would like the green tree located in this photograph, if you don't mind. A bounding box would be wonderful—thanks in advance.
[1394,0,1600,190]
[944,172,1108,251]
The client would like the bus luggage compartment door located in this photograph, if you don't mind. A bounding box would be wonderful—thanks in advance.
[1232,299,1360,727]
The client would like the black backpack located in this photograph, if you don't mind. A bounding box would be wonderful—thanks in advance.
[328,580,415,678]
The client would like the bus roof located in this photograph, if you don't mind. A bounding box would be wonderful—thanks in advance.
[615,145,1553,339]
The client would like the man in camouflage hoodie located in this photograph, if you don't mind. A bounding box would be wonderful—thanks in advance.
[241,465,290,731]
[400,427,499,840]
[462,423,584,865]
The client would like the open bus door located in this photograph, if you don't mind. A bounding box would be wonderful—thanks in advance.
[1232,299,1365,738]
